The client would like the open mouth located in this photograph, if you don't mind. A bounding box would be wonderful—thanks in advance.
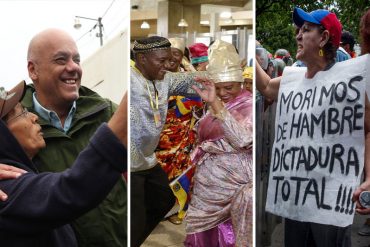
[64,79,77,84]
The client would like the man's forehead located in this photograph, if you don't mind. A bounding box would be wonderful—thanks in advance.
[52,49,80,57]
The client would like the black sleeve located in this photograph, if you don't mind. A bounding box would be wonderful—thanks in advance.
[0,123,127,233]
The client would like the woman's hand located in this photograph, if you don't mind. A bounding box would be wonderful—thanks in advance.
[192,76,224,115]
[353,179,370,214]
[0,164,27,201]
[192,76,217,104]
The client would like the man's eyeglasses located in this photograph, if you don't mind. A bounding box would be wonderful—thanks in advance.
[6,108,29,123]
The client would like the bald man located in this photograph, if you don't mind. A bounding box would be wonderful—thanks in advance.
[21,29,127,247]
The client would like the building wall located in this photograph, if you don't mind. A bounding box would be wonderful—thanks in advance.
[81,29,128,104]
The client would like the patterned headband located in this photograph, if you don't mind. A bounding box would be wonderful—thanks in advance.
[133,39,171,53]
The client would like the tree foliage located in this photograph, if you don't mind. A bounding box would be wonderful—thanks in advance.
[334,0,370,45]
[256,0,370,59]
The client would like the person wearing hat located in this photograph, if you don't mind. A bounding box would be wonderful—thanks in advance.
[257,7,370,246]
[155,37,202,225]
[243,66,253,93]
[131,35,207,246]
[167,37,185,72]
[168,37,196,72]
[0,81,127,246]
[185,40,253,247]
[189,42,209,71]
[17,28,127,247]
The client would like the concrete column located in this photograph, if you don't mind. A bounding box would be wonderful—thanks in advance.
[157,0,202,36]
[209,13,221,35]
[181,4,201,33]
[157,1,169,37]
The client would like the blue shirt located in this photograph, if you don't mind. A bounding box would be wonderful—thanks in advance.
[32,93,76,133]
[336,47,351,62]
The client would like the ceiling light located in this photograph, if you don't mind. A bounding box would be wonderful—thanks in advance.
[140,21,150,29]
[178,18,188,27]
[200,20,209,25]
[220,11,232,19]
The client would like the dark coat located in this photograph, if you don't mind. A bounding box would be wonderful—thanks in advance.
[0,121,126,247]
[22,84,127,247]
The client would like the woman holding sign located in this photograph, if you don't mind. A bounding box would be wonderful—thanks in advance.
[257,7,370,247]
[184,40,253,247]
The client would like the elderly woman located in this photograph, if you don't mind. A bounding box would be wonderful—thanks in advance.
[257,7,370,247]
[184,40,253,247]
[0,81,127,247]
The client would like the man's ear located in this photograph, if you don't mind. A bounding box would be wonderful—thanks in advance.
[27,61,38,81]
[136,53,147,66]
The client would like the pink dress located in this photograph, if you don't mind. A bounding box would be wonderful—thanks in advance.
[185,90,253,247]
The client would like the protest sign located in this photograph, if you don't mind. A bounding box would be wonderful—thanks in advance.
[266,54,370,227]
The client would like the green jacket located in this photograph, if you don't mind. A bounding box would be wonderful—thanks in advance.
[22,84,127,247]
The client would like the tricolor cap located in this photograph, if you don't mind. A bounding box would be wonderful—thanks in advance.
[293,7,342,47]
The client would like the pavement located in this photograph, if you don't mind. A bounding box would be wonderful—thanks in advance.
[142,220,186,247]
[142,214,370,247]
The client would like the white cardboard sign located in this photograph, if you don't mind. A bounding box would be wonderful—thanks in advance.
[266,54,370,227]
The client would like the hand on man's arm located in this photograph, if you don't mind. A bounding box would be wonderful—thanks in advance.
[0,164,27,201]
